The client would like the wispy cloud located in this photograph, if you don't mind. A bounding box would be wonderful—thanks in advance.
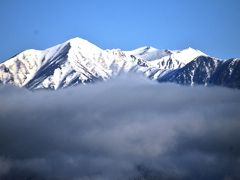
[0,75,240,180]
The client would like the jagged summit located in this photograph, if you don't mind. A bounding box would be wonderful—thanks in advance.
[0,37,239,90]
[128,46,158,55]
[67,37,88,43]
[67,37,102,51]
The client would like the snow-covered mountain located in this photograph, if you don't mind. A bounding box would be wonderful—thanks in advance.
[159,56,240,88]
[0,37,239,90]
[0,38,149,89]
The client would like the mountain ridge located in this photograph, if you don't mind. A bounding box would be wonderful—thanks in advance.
[0,37,239,90]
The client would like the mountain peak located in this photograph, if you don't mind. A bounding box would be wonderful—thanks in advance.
[66,37,102,52]
[1,37,239,90]
[129,46,158,55]
[67,37,88,44]
[182,47,206,54]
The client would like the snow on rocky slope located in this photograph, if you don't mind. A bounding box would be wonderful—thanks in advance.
[0,37,239,89]
[0,38,149,89]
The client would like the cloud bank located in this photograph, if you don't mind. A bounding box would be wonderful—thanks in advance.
[0,75,240,180]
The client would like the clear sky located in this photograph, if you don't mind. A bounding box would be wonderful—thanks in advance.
[0,0,240,62]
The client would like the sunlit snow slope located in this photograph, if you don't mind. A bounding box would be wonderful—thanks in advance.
[0,37,239,89]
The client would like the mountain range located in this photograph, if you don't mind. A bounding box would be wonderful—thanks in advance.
[0,37,239,90]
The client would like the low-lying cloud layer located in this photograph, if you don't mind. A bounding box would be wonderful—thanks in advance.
[0,75,240,180]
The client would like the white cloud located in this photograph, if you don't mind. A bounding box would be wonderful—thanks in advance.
[0,75,240,180]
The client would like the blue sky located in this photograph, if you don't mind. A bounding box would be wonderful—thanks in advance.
[0,0,240,62]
